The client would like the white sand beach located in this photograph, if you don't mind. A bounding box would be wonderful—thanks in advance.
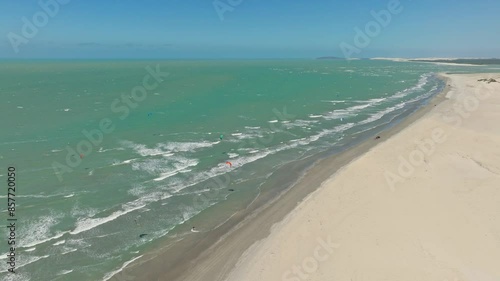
[224,73,500,281]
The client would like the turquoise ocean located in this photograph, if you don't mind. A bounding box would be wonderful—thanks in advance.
[0,60,497,281]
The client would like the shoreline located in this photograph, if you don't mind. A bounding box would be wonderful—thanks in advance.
[225,72,500,281]
[119,74,450,280]
[370,57,483,66]
[370,57,500,67]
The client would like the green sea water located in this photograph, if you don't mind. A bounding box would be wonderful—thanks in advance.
[0,60,496,281]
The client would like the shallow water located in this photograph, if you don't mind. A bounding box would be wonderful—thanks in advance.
[0,59,495,280]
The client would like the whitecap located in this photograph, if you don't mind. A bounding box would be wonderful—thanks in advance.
[20,214,67,248]
[70,203,146,235]
[57,269,73,276]
[112,159,137,166]
[227,153,239,159]
[53,240,66,246]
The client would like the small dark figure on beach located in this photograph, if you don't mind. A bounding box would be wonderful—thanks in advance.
[375,136,381,140]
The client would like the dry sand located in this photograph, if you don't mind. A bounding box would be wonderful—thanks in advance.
[224,73,500,281]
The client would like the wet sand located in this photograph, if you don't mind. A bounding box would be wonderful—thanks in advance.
[225,73,500,281]
[118,74,455,281]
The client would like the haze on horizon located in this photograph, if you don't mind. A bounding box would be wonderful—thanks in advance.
[1,0,499,59]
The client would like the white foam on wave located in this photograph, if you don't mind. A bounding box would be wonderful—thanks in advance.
[309,114,323,118]
[157,141,217,152]
[68,191,174,236]
[112,158,137,166]
[282,119,319,130]
[20,213,67,248]
[323,99,380,120]
[293,123,356,146]
[127,183,148,197]
[70,202,146,235]
[357,79,437,127]
[102,255,144,281]
[227,130,265,141]
[268,120,279,123]
[71,203,99,219]
[185,122,357,190]
[17,193,59,199]
[323,73,433,121]
[153,167,194,182]
[322,100,347,104]
[61,248,77,255]
[405,85,437,104]
[17,254,50,269]
[53,240,65,246]
[150,124,342,197]
[130,120,356,203]
[57,269,73,276]
[122,140,216,158]
[23,231,68,249]
[358,104,405,125]
[354,98,386,104]
[132,156,199,180]
[98,147,125,153]
[0,139,48,146]
[25,247,36,252]
[228,153,239,159]
[390,73,431,100]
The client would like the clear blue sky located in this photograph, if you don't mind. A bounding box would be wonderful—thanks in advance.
[1,0,499,59]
